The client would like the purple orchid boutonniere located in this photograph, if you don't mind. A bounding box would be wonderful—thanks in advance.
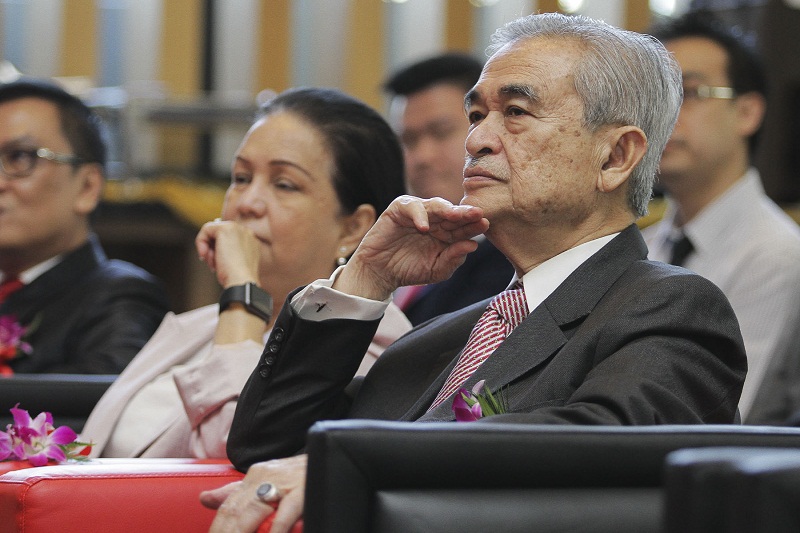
[0,404,92,466]
[453,380,509,422]
[0,314,35,376]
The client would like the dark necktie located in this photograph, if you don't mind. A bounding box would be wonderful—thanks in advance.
[428,282,527,411]
[0,277,23,305]
[669,234,694,267]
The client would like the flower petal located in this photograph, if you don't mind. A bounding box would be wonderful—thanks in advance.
[453,390,479,422]
[49,425,77,446]
[0,431,12,460]
[10,404,31,428]
[45,445,66,462]
[26,452,49,467]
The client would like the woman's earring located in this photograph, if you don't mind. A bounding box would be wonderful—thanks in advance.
[337,246,348,266]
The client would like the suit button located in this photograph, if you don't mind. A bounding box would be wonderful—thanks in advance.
[268,343,279,353]
[273,328,285,342]
[259,365,271,379]
[265,356,275,366]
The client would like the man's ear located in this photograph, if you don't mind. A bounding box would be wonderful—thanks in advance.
[735,91,766,138]
[597,126,648,193]
[337,203,377,255]
[73,163,104,216]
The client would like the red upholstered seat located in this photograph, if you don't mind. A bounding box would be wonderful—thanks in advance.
[0,462,36,477]
[0,458,303,532]
[0,459,240,532]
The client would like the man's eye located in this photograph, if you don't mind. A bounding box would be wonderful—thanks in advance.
[1,149,35,172]
[467,111,484,124]
[6,150,33,163]
[506,107,526,116]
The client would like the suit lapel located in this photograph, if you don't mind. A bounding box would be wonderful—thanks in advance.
[418,224,649,421]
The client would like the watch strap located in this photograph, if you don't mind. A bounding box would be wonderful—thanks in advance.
[219,282,273,322]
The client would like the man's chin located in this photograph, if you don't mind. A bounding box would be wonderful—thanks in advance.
[459,193,483,209]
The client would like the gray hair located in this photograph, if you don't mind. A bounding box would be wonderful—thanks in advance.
[486,13,682,217]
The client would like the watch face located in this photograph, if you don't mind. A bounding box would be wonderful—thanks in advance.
[245,283,273,321]
[221,283,272,321]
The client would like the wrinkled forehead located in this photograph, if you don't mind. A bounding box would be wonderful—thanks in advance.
[465,37,583,109]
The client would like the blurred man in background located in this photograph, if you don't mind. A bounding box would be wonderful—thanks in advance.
[385,53,514,326]
[644,13,800,422]
[0,78,169,374]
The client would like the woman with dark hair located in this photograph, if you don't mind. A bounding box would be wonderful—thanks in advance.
[80,87,410,458]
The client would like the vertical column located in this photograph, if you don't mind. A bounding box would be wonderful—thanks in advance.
[384,0,446,75]
[1,0,26,72]
[27,0,64,76]
[0,0,64,76]
[576,0,625,28]
[96,0,125,86]
[291,0,351,88]
[211,0,262,174]
[256,0,291,94]
[97,0,165,177]
[344,0,384,109]
[473,0,536,59]
[123,0,163,84]
[61,0,97,79]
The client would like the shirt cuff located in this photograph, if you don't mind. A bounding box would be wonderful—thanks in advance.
[291,266,391,322]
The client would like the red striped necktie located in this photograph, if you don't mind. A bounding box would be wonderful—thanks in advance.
[428,282,527,411]
[0,277,23,305]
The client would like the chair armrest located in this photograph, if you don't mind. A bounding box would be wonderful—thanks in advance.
[0,374,117,432]
[0,458,241,533]
[302,420,800,533]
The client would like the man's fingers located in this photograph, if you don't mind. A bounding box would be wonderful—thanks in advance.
[200,481,242,509]
[267,489,304,533]
[207,483,277,533]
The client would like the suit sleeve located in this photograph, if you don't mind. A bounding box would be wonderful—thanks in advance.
[227,295,381,471]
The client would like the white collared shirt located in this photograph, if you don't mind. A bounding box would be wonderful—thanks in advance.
[1,255,63,285]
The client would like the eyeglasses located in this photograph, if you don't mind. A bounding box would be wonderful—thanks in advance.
[682,85,736,104]
[0,146,85,179]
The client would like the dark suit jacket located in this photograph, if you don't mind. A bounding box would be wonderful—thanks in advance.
[228,225,747,469]
[1,235,169,374]
[401,238,515,326]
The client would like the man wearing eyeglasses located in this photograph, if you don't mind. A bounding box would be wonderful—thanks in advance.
[0,78,169,374]
[643,12,800,423]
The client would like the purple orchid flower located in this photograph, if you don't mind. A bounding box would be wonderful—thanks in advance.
[0,429,12,461]
[7,404,77,466]
[453,388,483,422]
[452,380,510,422]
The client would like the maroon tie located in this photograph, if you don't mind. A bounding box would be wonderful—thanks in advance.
[429,282,527,411]
[0,277,23,305]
